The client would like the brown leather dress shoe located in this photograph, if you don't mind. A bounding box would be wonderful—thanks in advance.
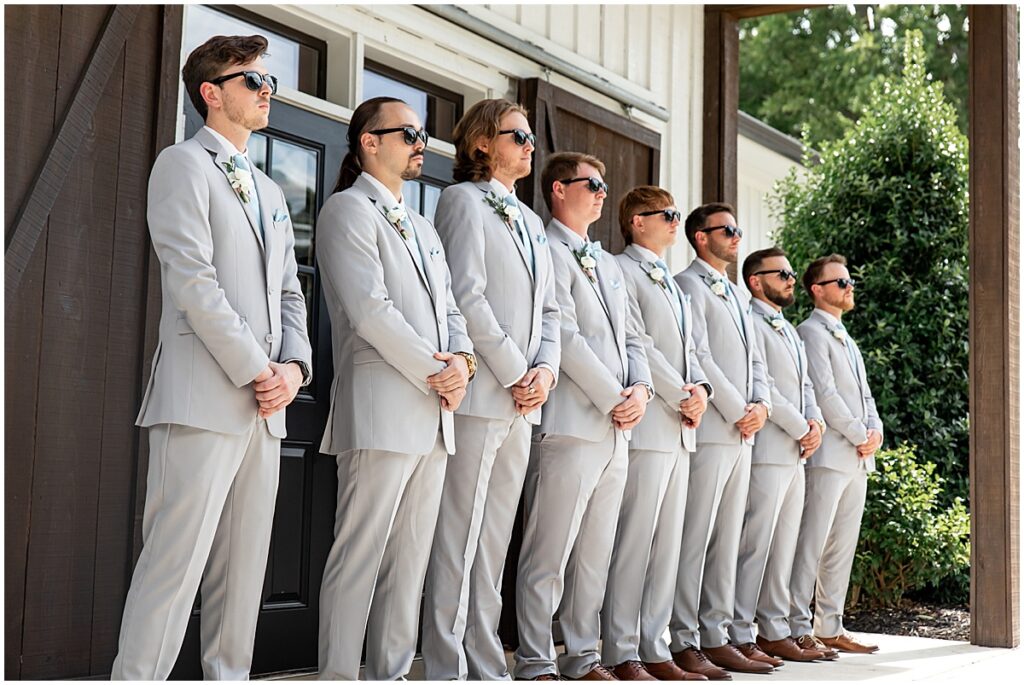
[755,635,824,662]
[612,661,658,681]
[672,648,732,681]
[702,644,774,674]
[643,660,709,681]
[817,632,880,654]
[736,643,784,667]
[795,634,839,660]
[567,664,620,680]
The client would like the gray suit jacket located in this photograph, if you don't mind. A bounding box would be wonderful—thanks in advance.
[316,174,472,456]
[797,309,883,473]
[433,181,560,425]
[749,299,823,465]
[676,259,770,445]
[538,220,652,443]
[615,245,710,453]
[136,127,312,439]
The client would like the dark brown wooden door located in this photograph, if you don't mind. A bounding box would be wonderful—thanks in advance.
[516,78,662,255]
[500,79,662,648]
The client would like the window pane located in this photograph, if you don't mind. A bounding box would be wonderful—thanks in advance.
[249,133,268,173]
[270,139,318,266]
[402,181,422,214]
[363,69,429,128]
[183,5,306,94]
[422,184,442,224]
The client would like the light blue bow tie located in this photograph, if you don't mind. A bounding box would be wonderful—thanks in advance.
[584,240,603,259]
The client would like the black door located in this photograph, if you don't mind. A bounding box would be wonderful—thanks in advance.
[171,100,452,678]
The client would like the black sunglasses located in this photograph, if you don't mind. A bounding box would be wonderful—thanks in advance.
[816,277,857,289]
[699,224,744,239]
[209,70,279,95]
[499,128,537,147]
[638,208,682,223]
[368,126,429,146]
[560,176,608,194]
[754,269,798,282]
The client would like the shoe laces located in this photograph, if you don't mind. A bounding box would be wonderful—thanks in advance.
[691,649,712,664]
[592,664,617,679]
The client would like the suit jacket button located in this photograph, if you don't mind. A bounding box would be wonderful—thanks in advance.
[265,334,275,343]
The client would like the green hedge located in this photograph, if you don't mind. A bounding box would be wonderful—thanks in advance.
[772,31,969,506]
[848,445,969,609]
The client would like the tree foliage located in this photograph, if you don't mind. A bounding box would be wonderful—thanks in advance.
[740,5,968,149]
[772,31,969,502]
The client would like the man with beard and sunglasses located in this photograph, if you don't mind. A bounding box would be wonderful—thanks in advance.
[422,99,561,681]
[315,96,473,680]
[112,35,312,680]
[602,186,713,682]
[670,203,773,678]
[514,152,652,681]
[789,254,884,656]
[728,247,832,665]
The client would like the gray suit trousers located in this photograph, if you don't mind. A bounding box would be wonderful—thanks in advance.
[514,432,627,679]
[788,466,867,639]
[317,436,447,680]
[111,420,279,680]
[730,463,805,644]
[602,446,689,666]
[422,415,531,680]
[670,442,751,650]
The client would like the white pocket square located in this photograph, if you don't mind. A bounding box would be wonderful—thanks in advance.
[273,209,288,222]
[429,246,442,258]
[611,279,622,289]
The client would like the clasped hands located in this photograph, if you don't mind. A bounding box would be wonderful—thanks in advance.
[857,428,883,460]
[512,367,556,415]
[799,420,824,459]
[678,383,709,429]
[253,361,304,418]
[735,401,769,441]
[612,384,649,431]
[427,352,471,411]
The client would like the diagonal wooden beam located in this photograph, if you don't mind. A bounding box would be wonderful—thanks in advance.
[5,4,140,311]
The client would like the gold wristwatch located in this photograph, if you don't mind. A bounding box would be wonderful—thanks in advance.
[455,351,477,381]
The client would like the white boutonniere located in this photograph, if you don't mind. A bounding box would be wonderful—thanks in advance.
[701,273,728,298]
[825,323,847,343]
[483,191,520,226]
[570,240,602,283]
[764,314,786,332]
[645,263,668,289]
[384,205,410,240]
[222,159,254,203]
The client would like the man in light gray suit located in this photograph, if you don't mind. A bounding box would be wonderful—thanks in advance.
[315,97,474,680]
[514,152,653,681]
[423,99,560,681]
[790,254,883,655]
[729,247,831,664]
[671,203,773,678]
[112,35,312,680]
[603,186,712,682]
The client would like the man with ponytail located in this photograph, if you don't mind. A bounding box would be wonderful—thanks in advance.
[421,98,561,681]
[315,96,474,680]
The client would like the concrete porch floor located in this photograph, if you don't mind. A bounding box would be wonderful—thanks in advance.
[263,632,1023,681]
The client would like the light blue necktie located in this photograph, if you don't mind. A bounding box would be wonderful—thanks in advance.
[505,194,535,275]
[397,211,427,278]
[656,258,685,332]
[232,154,264,241]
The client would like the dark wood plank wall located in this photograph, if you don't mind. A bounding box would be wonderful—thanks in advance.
[4,5,183,679]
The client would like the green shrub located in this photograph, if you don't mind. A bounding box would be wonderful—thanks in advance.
[848,444,970,609]
[772,30,969,505]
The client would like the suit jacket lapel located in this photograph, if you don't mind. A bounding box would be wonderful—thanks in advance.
[196,129,265,254]
[409,212,440,304]
[253,170,278,269]
[625,246,685,340]
[476,182,533,281]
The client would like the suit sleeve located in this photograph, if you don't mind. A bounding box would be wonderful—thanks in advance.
[316,194,445,394]
[146,146,269,387]
[676,274,748,424]
[434,189,529,387]
[682,295,712,395]
[552,247,624,414]
[621,269,652,392]
[800,340,824,424]
[428,221,473,356]
[623,268,686,406]
[800,325,869,447]
[756,324,809,440]
[274,185,314,384]
[533,228,562,386]
[857,345,884,438]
